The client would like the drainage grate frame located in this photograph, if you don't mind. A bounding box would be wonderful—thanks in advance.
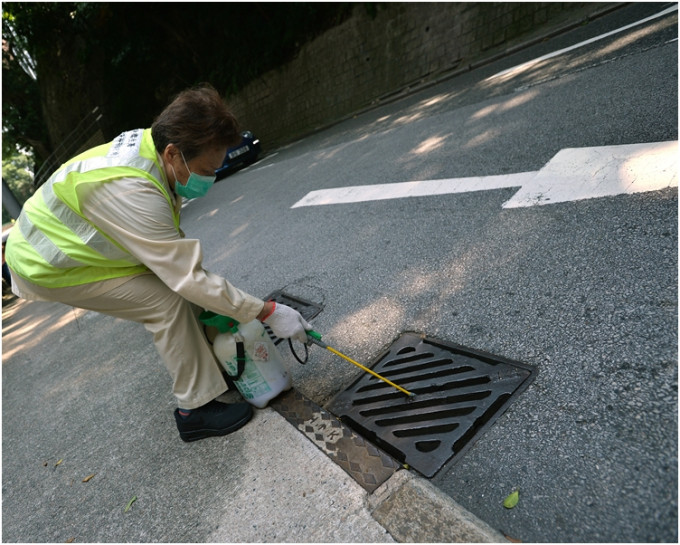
[327,332,537,478]
[262,290,324,345]
[270,389,401,492]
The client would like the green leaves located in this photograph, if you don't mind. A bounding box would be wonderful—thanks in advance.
[503,489,520,509]
[2,3,356,167]
[124,496,137,513]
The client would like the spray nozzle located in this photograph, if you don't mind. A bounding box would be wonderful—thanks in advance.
[306,330,325,347]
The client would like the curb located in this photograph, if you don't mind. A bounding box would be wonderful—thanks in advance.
[272,388,509,542]
[369,471,508,543]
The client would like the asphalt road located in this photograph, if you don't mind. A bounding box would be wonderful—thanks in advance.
[2,3,676,543]
[180,3,677,541]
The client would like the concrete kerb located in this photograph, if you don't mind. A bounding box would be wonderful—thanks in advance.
[369,470,508,543]
[266,384,510,542]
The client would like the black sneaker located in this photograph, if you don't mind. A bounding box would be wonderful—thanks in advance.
[174,400,253,442]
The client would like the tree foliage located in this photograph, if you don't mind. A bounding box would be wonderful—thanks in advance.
[2,151,34,224]
[2,2,353,178]
[2,8,48,160]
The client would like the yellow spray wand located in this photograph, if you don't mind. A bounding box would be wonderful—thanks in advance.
[306,330,415,397]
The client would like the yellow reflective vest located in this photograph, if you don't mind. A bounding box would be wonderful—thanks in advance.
[6,129,180,288]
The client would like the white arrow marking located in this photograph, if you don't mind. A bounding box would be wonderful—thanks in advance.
[503,141,678,208]
[291,141,678,209]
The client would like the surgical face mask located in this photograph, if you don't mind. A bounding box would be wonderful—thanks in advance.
[171,151,216,199]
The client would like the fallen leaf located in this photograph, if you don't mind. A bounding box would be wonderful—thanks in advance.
[124,496,137,513]
[82,474,95,483]
[503,489,520,509]
[65,538,75,543]
[504,533,522,543]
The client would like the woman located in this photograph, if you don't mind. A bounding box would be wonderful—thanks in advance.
[5,84,311,442]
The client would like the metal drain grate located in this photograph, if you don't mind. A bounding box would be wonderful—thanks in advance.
[262,290,323,344]
[327,332,537,477]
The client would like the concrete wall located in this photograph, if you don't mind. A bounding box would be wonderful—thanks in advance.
[226,2,612,150]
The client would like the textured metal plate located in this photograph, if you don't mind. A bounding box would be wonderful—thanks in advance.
[327,333,537,478]
[270,389,401,492]
[262,290,323,345]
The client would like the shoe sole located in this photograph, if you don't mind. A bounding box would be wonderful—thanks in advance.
[178,408,253,442]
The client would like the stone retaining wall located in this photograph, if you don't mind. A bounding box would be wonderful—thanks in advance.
[226,2,611,149]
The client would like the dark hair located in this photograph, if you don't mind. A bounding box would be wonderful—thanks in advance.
[151,83,241,160]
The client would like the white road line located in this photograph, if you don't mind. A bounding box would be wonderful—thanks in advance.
[291,172,532,207]
[291,141,678,209]
[486,5,678,81]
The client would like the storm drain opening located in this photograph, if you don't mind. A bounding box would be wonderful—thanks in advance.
[327,332,537,478]
[262,290,324,344]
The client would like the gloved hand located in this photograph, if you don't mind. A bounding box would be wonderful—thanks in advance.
[261,302,311,343]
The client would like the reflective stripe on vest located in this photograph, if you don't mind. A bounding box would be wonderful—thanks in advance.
[6,128,177,288]
[17,178,135,268]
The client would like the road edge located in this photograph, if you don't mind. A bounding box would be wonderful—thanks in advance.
[369,470,509,543]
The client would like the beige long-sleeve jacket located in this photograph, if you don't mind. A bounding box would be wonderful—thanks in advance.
[12,158,264,324]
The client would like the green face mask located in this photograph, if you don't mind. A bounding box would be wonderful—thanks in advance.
[172,151,216,199]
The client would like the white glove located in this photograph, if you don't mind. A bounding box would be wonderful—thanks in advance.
[262,303,311,343]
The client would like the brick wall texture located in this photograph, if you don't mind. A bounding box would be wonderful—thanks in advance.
[225,2,608,149]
